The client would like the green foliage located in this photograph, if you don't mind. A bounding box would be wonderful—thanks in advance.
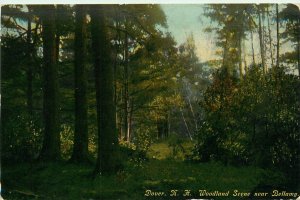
[2,112,43,162]
[167,134,185,159]
[60,124,74,160]
[193,65,300,184]
[133,125,154,153]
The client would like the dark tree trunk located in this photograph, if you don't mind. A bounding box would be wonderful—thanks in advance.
[276,4,280,68]
[70,5,89,163]
[238,36,243,79]
[55,34,60,63]
[297,19,300,77]
[39,5,60,160]
[90,5,119,175]
[157,114,168,139]
[258,6,265,71]
[222,35,228,68]
[157,120,164,139]
[250,29,256,65]
[123,30,130,141]
[127,99,133,141]
[26,17,33,116]
[267,6,274,67]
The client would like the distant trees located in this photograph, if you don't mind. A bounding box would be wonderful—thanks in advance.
[205,4,299,76]
[193,3,300,186]
[112,5,171,142]
[280,4,300,74]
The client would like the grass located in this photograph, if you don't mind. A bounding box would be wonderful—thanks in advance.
[1,142,284,200]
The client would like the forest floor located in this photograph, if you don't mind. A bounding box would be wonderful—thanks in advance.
[2,142,285,200]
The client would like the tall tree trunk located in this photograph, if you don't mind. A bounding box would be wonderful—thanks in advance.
[126,98,134,141]
[250,29,256,65]
[124,29,130,142]
[187,97,198,130]
[222,35,228,70]
[258,6,265,71]
[267,6,274,67]
[55,34,60,63]
[298,18,300,76]
[243,39,248,73]
[71,5,88,163]
[26,17,33,116]
[262,7,267,72]
[180,108,193,141]
[114,16,119,140]
[91,5,119,175]
[238,36,243,79]
[276,4,280,68]
[39,5,60,160]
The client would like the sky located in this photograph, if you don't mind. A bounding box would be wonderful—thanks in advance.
[161,4,300,75]
[161,4,218,62]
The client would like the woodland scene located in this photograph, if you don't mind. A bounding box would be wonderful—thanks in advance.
[1,4,300,199]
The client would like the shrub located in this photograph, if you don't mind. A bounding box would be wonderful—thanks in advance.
[2,112,43,162]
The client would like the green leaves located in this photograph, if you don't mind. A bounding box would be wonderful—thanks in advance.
[195,65,299,173]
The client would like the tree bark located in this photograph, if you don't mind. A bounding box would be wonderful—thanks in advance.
[187,97,198,131]
[250,29,256,65]
[238,36,243,79]
[126,99,133,141]
[267,6,274,67]
[39,5,60,160]
[258,6,265,71]
[243,39,248,73]
[298,18,300,76]
[26,16,33,116]
[222,35,228,70]
[91,5,119,175]
[71,5,89,163]
[276,4,280,68]
[180,108,193,141]
[123,30,130,141]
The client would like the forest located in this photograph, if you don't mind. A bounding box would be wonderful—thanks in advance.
[1,4,300,200]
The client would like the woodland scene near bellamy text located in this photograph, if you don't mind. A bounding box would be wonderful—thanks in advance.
[1,4,300,200]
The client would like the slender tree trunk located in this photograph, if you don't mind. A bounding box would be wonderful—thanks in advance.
[124,30,130,141]
[157,114,169,139]
[238,36,243,79]
[91,5,119,174]
[262,7,267,72]
[71,5,88,163]
[298,18,300,76]
[222,35,228,70]
[180,108,193,141]
[167,111,171,137]
[187,97,197,130]
[243,39,248,73]
[267,6,274,67]
[250,29,256,65]
[114,18,119,139]
[39,5,60,160]
[258,6,265,71]
[126,99,133,141]
[276,4,280,68]
[26,17,33,116]
[55,34,60,63]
